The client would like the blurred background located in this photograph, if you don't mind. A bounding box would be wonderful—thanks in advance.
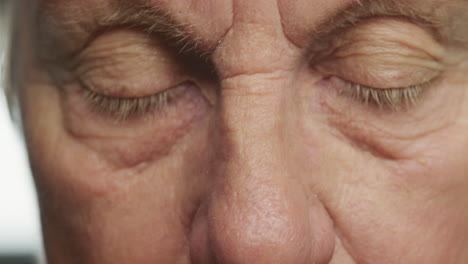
[0,99,44,264]
[1,0,45,263]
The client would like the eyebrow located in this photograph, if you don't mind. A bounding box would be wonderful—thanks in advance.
[39,0,468,60]
[100,3,189,42]
[38,1,201,63]
[103,0,468,50]
[313,0,468,45]
[89,2,202,54]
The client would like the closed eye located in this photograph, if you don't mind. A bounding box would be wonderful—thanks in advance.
[338,78,433,111]
[81,80,189,121]
[309,17,446,112]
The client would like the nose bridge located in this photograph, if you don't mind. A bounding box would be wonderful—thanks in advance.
[211,0,297,246]
[189,71,335,263]
[210,74,311,263]
[212,7,295,167]
[217,71,289,190]
[220,73,283,153]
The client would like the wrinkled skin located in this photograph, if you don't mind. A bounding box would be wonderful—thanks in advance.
[20,0,468,263]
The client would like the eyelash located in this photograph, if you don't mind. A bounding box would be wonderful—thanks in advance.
[340,80,430,111]
[82,80,427,120]
[83,87,177,121]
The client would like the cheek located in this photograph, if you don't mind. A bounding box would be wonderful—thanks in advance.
[319,133,468,263]
[32,132,214,263]
[23,73,216,262]
[296,70,468,263]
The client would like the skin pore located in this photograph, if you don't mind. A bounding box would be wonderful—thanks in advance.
[20,0,468,263]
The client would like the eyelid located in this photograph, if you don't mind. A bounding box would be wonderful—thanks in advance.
[328,41,445,69]
[312,28,445,92]
[315,56,442,90]
[313,61,438,111]
[79,79,189,121]
[310,17,447,64]
[338,79,430,111]
[71,30,185,98]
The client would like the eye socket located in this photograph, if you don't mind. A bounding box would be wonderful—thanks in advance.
[63,29,202,121]
[310,18,446,111]
[313,54,441,111]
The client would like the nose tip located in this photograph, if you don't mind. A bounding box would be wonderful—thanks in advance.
[189,170,336,264]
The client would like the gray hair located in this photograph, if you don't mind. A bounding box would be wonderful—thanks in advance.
[0,0,15,111]
[1,0,37,122]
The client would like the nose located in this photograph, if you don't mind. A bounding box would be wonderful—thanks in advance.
[189,73,336,264]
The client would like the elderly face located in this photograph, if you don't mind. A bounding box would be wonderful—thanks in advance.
[20,0,468,263]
